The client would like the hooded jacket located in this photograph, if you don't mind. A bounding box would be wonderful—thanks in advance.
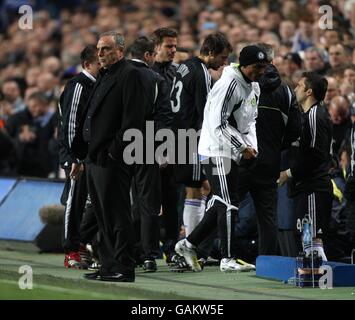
[249,64,302,184]
[198,63,260,163]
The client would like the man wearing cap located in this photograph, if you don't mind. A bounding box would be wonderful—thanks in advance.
[175,45,268,272]
[71,31,145,282]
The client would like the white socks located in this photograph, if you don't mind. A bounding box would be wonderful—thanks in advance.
[183,196,207,238]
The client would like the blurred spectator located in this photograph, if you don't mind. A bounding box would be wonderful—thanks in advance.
[279,20,296,46]
[36,71,60,105]
[291,69,306,88]
[25,67,42,88]
[324,29,342,49]
[304,47,330,75]
[329,44,351,69]
[283,52,303,84]
[273,56,286,77]
[343,65,355,88]
[42,56,62,76]
[328,96,351,156]
[281,0,299,21]
[324,76,340,106]
[0,99,13,122]
[0,79,25,114]
[4,92,56,177]
[246,28,260,44]
[291,18,314,52]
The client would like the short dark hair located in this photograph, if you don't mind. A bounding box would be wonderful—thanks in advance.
[302,72,328,102]
[129,36,155,60]
[80,45,97,67]
[151,27,178,45]
[200,32,232,56]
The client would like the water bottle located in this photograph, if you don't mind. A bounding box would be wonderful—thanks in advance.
[302,222,312,251]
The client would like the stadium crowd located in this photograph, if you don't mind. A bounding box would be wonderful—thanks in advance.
[0,0,355,280]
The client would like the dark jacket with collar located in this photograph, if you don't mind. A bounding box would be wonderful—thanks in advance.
[289,102,333,194]
[239,64,302,184]
[129,59,173,130]
[72,58,145,165]
[152,61,177,91]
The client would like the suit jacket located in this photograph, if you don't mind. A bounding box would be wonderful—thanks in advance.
[72,58,145,165]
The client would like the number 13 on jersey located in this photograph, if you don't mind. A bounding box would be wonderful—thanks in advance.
[170,78,183,113]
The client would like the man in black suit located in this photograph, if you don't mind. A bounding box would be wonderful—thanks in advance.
[72,31,145,282]
[128,36,173,272]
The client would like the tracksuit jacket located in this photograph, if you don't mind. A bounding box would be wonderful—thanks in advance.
[57,70,96,168]
[198,63,260,163]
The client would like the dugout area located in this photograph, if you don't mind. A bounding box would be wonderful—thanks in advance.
[0,178,354,300]
[0,249,354,300]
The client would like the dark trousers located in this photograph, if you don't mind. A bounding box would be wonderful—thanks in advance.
[236,169,279,255]
[344,199,355,234]
[79,193,98,245]
[293,189,332,252]
[87,161,135,275]
[160,164,180,254]
[61,169,88,253]
[188,157,238,258]
[132,163,161,260]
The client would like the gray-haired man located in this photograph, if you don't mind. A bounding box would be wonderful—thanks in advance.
[72,31,145,282]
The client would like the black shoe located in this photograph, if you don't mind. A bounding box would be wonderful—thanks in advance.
[100,272,135,282]
[83,271,101,280]
[143,260,157,272]
[170,255,191,273]
[165,252,179,266]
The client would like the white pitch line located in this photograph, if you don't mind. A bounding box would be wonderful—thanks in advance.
[0,278,121,299]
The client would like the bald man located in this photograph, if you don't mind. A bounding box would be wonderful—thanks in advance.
[324,77,340,105]
[328,96,351,155]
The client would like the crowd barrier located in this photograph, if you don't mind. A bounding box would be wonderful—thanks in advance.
[0,177,64,251]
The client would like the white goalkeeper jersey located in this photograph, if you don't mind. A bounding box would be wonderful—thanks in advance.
[198,63,260,163]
